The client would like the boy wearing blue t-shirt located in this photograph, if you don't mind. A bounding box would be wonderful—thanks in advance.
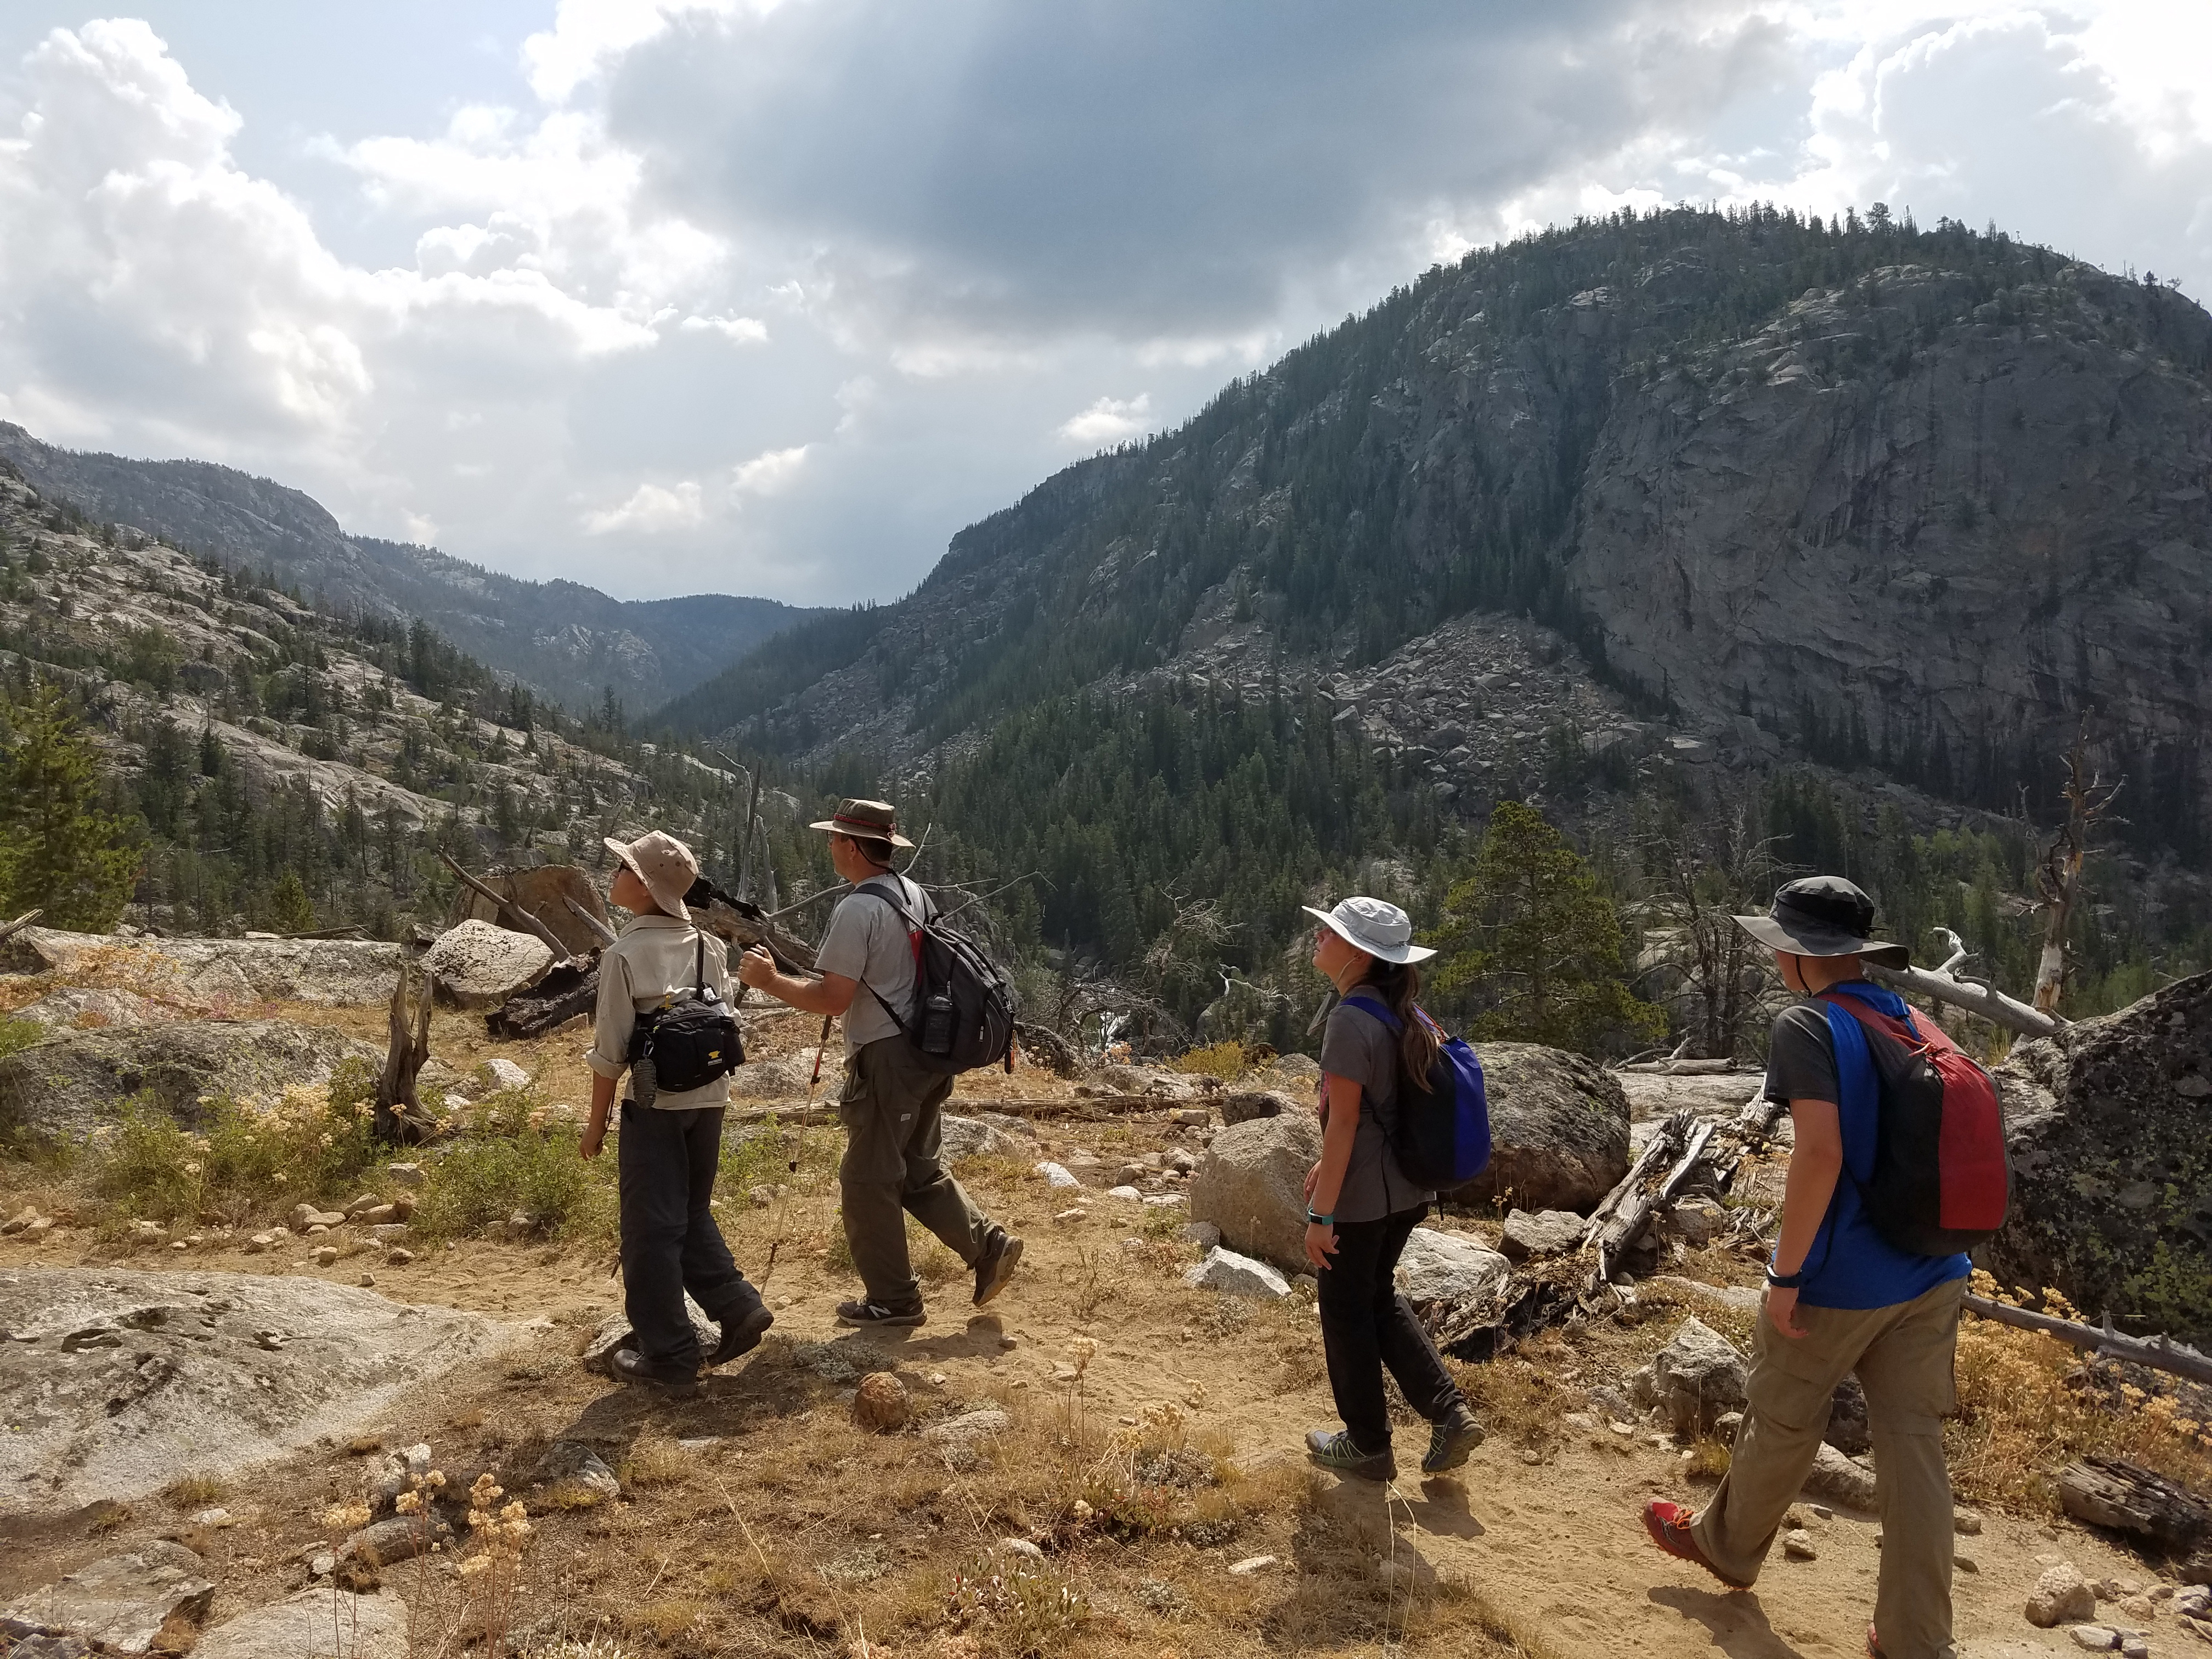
[1641,877,1970,1659]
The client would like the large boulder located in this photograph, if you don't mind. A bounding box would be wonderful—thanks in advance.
[1186,1111,1323,1272]
[425,919,554,1011]
[192,1589,408,1658]
[0,1269,516,1515]
[1396,1227,1513,1314]
[1446,1043,1630,1212]
[1987,970,2212,1346]
[5,927,403,1007]
[451,864,611,959]
[940,1113,1028,1163]
[0,1542,213,1654]
[0,1021,385,1142]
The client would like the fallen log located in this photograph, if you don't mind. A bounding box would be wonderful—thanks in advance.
[1962,1294,2212,1387]
[1865,962,2060,1039]
[1582,1112,1689,1250]
[486,958,600,1042]
[2056,1456,2211,1553]
[1618,1058,1746,1076]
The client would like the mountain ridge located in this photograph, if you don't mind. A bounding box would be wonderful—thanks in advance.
[0,423,822,714]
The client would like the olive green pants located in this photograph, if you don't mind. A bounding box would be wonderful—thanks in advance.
[836,1035,992,1312]
[1692,1276,1965,1659]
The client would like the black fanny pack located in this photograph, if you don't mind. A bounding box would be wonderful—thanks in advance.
[628,933,744,1101]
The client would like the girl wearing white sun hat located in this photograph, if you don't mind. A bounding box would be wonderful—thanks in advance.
[1297,896,1485,1483]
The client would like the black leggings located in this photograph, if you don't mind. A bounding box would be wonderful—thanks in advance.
[1317,1203,1465,1454]
[618,1103,763,1368]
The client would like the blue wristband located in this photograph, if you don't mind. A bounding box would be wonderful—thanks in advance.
[1307,1210,1335,1226]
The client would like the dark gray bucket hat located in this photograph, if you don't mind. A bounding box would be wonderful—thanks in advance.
[1731,876,1910,969]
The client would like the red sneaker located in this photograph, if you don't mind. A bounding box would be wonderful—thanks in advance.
[1640,1499,1753,1589]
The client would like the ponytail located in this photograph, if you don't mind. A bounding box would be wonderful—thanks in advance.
[1361,960,1440,1092]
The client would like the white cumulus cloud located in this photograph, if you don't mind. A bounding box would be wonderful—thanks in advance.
[583,478,703,533]
[731,444,808,496]
[1058,394,1153,447]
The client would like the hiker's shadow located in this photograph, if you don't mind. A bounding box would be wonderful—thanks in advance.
[898,1314,1011,1362]
[1399,1476,1486,1540]
[1647,1585,1809,1659]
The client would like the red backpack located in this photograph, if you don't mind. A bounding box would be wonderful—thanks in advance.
[1818,992,2012,1255]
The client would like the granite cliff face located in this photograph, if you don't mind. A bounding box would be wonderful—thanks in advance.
[663,212,2212,861]
[0,424,820,713]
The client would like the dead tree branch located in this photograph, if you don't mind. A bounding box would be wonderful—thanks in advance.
[436,849,569,960]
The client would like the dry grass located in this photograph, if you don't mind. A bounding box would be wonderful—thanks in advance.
[160,1473,225,1508]
[1948,1270,2212,1511]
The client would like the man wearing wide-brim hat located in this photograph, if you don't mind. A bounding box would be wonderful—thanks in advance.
[735,799,1022,1328]
[1640,877,1970,1659]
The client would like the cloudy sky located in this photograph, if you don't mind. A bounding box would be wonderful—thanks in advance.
[0,2,2207,606]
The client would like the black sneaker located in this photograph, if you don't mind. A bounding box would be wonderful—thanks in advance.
[973,1229,1024,1307]
[835,1299,926,1328]
[708,1305,775,1367]
[1421,1405,1486,1474]
[611,1347,701,1395]
[1305,1428,1395,1481]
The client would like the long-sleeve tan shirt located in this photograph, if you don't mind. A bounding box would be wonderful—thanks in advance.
[585,912,735,1109]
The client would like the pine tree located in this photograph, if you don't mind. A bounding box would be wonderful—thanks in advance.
[270,870,315,934]
[1434,799,1666,1054]
[0,681,143,931]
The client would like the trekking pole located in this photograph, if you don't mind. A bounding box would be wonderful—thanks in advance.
[794,1013,834,1173]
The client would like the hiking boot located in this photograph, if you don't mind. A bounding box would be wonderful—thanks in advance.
[610,1347,700,1395]
[1640,1499,1752,1588]
[1420,1405,1486,1474]
[708,1305,775,1368]
[836,1299,927,1328]
[973,1228,1024,1307]
[1304,1429,1395,1482]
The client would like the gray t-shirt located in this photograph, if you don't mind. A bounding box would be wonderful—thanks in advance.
[816,874,927,1059]
[1318,997,1435,1224]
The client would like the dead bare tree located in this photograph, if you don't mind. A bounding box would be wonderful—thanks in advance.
[1636,801,1784,1059]
[2031,724,2123,1016]
[375,956,435,1144]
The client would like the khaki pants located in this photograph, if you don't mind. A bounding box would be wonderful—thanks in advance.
[836,1035,993,1312]
[1692,1276,1965,1659]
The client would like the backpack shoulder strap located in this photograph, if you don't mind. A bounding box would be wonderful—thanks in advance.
[1816,990,1940,1053]
[856,873,928,929]
[1340,989,1401,1032]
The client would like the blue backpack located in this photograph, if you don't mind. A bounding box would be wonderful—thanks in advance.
[1341,992,1492,1188]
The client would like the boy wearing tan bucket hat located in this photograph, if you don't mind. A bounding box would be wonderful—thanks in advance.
[735,799,1023,1327]
[1640,876,1970,1659]
[582,830,772,1391]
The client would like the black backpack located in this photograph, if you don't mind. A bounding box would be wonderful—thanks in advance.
[628,932,744,1097]
[855,876,1017,1075]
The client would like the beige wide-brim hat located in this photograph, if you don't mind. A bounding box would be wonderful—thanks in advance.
[808,797,915,850]
[1301,896,1436,964]
[604,830,699,918]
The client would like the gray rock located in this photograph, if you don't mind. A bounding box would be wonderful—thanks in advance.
[478,1057,532,1092]
[940,1114,1023,1162]
[0,1542,212,1655]
[2026,1564,2100,1628]
[1498,1207,1585,1262]
[1671,1197,1726,1247]
[921,1407,1013,1447]
[425,919,554,1011]
[364,1442,433,1512]
[1644,1317,1748,1435]
[1396,1228,1513,1314]
[340,1514,453,1567]
[2067,1628,2118,1653]
[190,1589,409,1659]
[1444,1044,1631,1212]
[7,1635,95,1657]
[1178,1221,1222,1250]
[1183,1245,1290,1300]
[0,1268,514,1515]
[529,1440,621,1503]
[1988,971,2212,1346]
[1035,1160,1082,1189]
[0,1022,385,1143]
[1825,1374,1872,1457]
[11,987,165,1031]
[1186,1110,1323,1272]
[1218,1090,1294,1126]
[1803,1441,1880,1512]
[9,927,403,1007]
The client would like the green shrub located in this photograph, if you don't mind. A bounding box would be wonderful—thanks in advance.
[89,1077,382,1225]
[411,1124,612,1243]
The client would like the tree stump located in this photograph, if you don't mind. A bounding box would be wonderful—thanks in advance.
[2057,1456,2212,1553]
[375,958,435,1146]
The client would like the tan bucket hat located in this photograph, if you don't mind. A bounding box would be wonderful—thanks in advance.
[603,830,699,918]
[808,797,915,850]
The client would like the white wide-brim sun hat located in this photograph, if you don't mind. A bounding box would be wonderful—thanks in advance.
[1301,896,1436,964]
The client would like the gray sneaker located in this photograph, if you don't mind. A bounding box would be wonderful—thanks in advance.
[1305,1429,1395,1481]
[973,1229,1024,1306]
[1420,1406,1486,1474]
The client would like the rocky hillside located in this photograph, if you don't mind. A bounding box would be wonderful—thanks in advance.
[663,208,2212,862]
[0,422,822,714]
[0,464,803,936]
